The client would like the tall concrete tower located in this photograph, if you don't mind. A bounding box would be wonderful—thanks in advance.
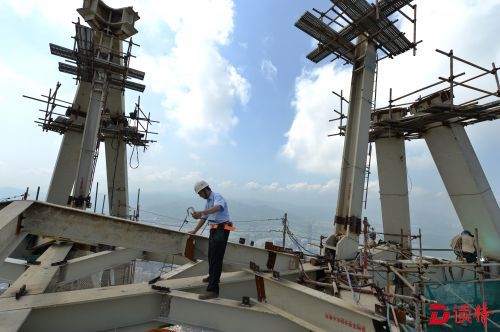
[40,0,153,218]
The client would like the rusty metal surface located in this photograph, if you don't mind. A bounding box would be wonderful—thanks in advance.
[184,237,195,261]
[255,275,266,302]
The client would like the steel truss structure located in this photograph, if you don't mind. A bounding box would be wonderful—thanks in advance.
[2,1,500,331]
[0,200,392,331]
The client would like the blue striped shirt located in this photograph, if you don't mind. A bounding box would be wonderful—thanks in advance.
[202,192,230,224]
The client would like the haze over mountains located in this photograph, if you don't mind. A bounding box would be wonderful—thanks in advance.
[1,186,464,258]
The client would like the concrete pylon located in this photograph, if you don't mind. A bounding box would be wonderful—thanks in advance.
[374,111,411,248]
[46,0,139,219]
[425,123,500,259]
[325,37,377,259]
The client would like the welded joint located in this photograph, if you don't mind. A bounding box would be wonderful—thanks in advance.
[250,261,260,272]
[16,213,25,235]
[152,285,171,293]
[51,259,68,267]
[15,284,28,300]
[266,251,277,270]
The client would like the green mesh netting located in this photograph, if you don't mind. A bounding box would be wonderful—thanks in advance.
[424,280,500,331]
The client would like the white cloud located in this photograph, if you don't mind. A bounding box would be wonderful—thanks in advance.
[281,64,351,174]
[218,180,234,189]
[262,182,282,191]
[261,59,277,81]
[0,0,251,147]
[245,181,260,189]
[0,0,76,28]
[188,153,201,163]
[244,180,337,193]
[128,167,202,191]
[132,0,250,146]
[284,0,500,175]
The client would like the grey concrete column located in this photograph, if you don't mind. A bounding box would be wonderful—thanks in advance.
[425,123,500,259]
[375,135,411,248]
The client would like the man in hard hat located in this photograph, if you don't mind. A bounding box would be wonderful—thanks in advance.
[450,230,478,263]
[189,180,233,300]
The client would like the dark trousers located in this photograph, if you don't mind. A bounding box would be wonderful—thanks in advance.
[206,226,230,294]
[463,252,477,263]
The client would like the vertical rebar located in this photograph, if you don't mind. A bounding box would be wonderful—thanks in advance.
[363,143,372,209]
[101,194,106,214]
[282,213,288,248]
[94,182,99,213]
[373,56,378,111]
[136,188,140,221]
[418,228,424,332]
[400,228,404,253]
[413,5,417,56]
[340,90,344,130]
[35,186,40,200]
[475,228,487,332]
[389,87,393,108]
[492,62,500,91]
[449,49,454,104]
[23,187,29,200]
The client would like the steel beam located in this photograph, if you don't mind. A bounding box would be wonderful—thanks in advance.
[162,260,208,280]
[161,290,307,332]
[255,272,387,332]
[56,248,143,286]
[154,264,320,302]
[20,201,299,272]
[0,309,31,332]
[1,243,72,298]
[0,283,306,332]
[0,263,316,331]
[0,258,26,283]
[0,233,27,273]
[0,243,72,330]
[424,124,500,259]
[0,201,33,263]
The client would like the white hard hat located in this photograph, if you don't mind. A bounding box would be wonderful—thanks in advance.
[194,180,209,194]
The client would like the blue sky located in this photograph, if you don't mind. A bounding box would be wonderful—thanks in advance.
[1,0,500,238]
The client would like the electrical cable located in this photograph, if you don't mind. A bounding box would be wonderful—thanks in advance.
[179,207,195,232]
[0,193,26,201]
[129,145,140,169]
[140,209,185,222]
[231,218,282,223]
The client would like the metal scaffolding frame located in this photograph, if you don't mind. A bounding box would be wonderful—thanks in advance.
[2,1,499,331]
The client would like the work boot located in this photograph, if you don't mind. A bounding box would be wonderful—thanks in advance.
[202,276,210,283]
[198,291,218,300]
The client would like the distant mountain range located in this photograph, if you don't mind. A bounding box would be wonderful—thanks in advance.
[0,186,463,258]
